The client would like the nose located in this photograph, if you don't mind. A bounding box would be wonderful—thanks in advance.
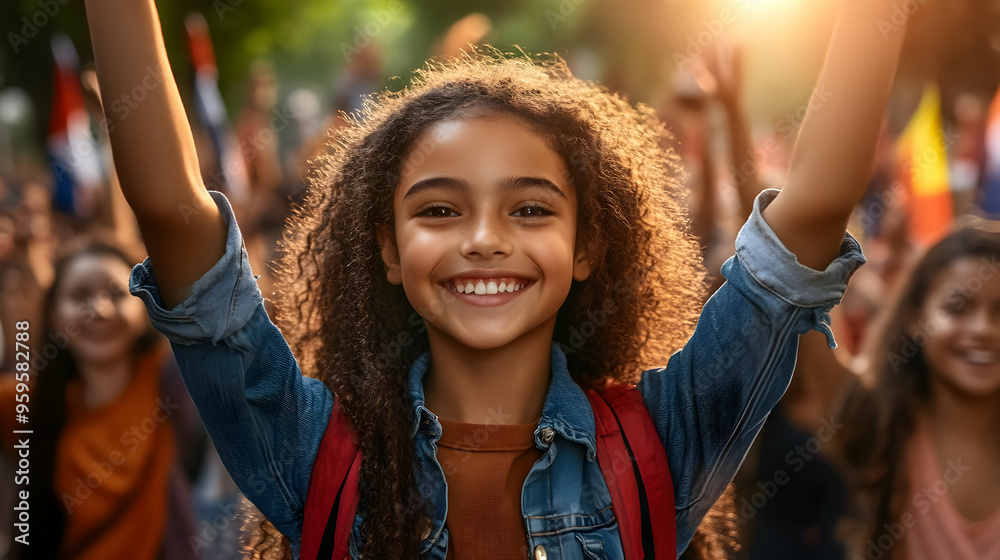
[90,291,116,319]
[963,305,1000,341]
[461,211,512,258]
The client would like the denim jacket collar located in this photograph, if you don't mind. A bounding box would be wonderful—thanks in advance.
[407,341,597,461]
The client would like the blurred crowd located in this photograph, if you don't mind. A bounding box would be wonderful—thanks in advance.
[1,7,999,560]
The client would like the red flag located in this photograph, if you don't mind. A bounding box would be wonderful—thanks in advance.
[47,34,103,216]
[185,13,248,202]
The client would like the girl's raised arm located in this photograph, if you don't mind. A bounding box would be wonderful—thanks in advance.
[85,0,226,309]
[762,0,905,270]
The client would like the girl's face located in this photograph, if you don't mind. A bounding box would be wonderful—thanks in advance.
[382,116,592,351]
[50,254,149,366]
[916,257,1000,398]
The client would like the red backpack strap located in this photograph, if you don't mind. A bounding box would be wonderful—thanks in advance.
[301,399,362,560]
[585,383,677,560]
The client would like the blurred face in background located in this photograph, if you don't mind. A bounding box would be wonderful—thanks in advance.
[50,253,149,367]
[917,257,1000,399]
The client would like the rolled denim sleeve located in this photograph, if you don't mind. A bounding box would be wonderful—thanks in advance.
[636,188,865,556]
[128,190,333,558]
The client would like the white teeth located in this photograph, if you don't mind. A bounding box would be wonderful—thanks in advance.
[963,350,998,364]
[450,278,529,294]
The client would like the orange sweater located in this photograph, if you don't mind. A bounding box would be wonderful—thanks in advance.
[1,343,174,559]
[437,417,543,560]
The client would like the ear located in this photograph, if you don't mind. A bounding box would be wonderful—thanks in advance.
[377,225,403,285]
[573,239,595,282]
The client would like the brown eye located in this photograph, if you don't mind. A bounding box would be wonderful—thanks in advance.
[512,205,552,218]
[418,206,459,218]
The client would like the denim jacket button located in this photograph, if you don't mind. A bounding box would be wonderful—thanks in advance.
[533,544,547,560]
[539,427,555,444]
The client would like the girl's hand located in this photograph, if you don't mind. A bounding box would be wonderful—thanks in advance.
[85,0,227,309]
[761,0,906,270]
[703,43,743,112]
[703,43,762,221]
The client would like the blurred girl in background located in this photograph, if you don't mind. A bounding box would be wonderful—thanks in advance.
[1,241,205,559]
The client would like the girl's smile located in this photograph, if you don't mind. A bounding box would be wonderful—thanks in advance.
[440,270,536,307]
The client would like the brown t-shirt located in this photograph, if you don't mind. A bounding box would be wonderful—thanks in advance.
[437,417,544,560]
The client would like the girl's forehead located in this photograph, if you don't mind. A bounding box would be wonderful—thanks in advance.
[399,117,568,189]
[926,256,1000,301]
[416,114,548,147]
[59,254,130,291]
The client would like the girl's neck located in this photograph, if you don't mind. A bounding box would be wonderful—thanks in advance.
[422,320,555,425]
[77,354,136,409]
[925,378,1000,450]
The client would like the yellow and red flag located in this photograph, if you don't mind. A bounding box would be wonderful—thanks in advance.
[896,84,953,246]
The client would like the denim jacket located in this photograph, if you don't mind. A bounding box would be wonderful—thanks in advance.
[129,189,864,559]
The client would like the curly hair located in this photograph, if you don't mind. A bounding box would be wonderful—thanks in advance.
[241,48,734,558]
[838,228,1000,558]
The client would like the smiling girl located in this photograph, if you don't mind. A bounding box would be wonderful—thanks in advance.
[83,0,903,558]
[1,242,201,559]
[828,228,1000,559]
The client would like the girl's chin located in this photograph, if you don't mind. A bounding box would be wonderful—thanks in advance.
[430,323,524,351]
[940,364,1000,398]
[71,340,130,363]
[453,333,520,352]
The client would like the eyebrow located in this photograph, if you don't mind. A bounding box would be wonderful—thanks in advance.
[402,176,567,201]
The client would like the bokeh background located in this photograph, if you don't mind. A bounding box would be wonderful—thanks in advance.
[2,0,1000,559]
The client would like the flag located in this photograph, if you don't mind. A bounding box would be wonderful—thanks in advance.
[896,84,953,246]
[979,86,1000,217]
[47,34,103,217]
[185,13,248,203]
